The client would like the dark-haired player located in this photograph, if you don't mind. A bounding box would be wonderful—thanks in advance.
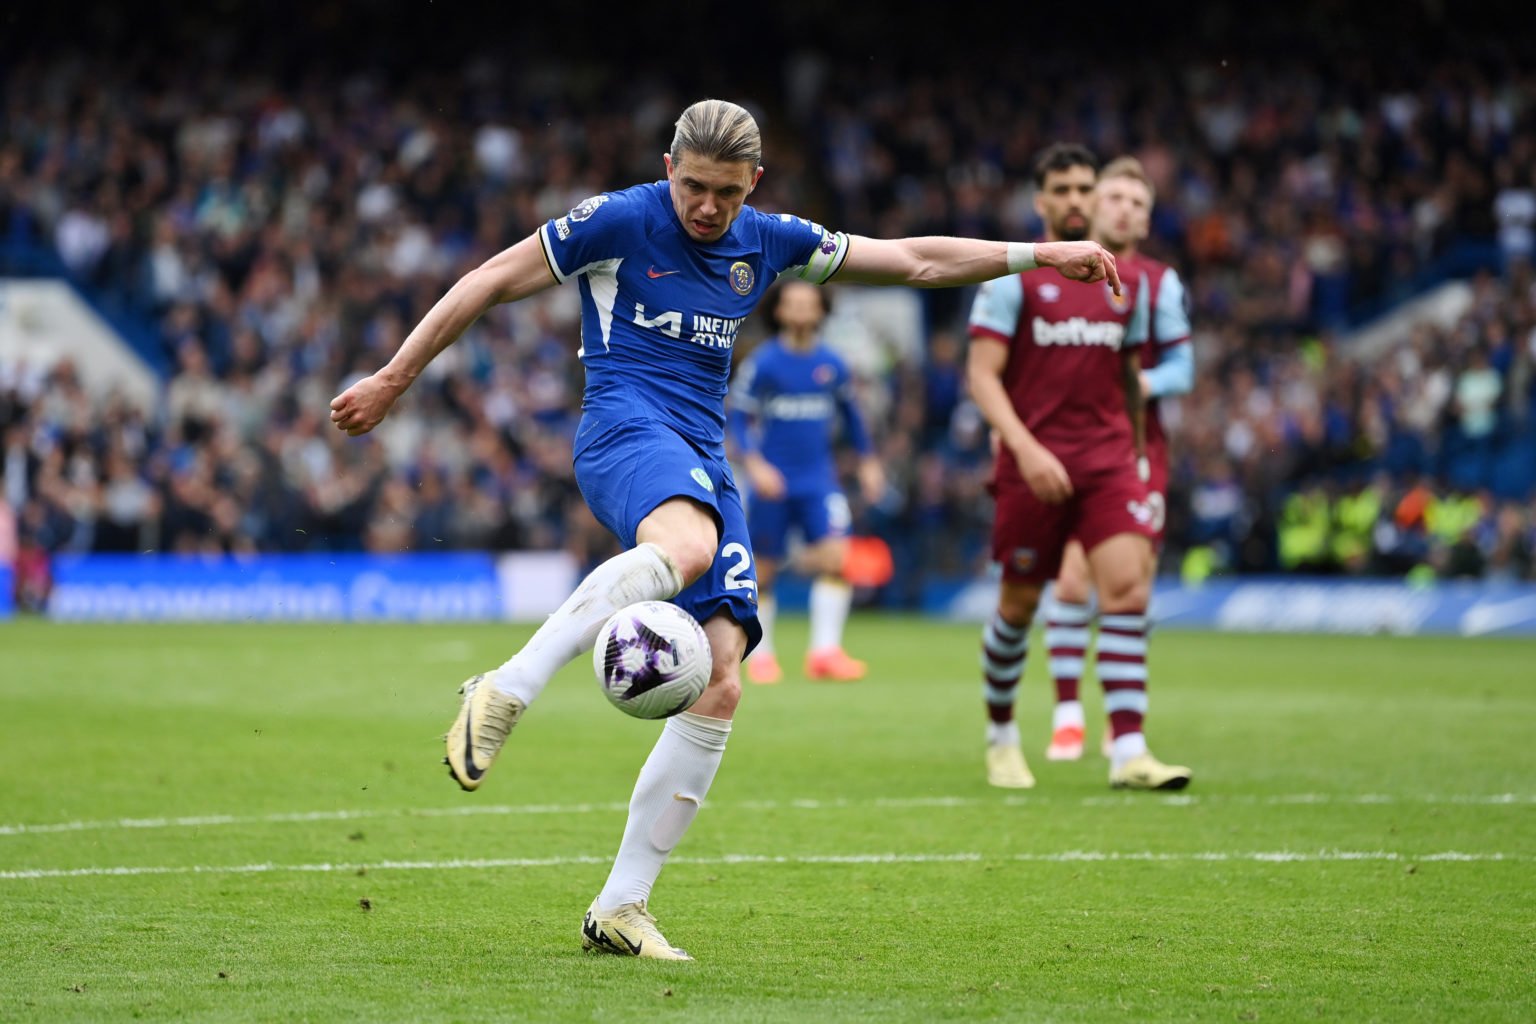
[1043,156,1194,765]
[967,143,1190,792]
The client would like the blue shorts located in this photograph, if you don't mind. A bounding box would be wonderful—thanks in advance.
[574,415,762,656]
[748,489,853,560]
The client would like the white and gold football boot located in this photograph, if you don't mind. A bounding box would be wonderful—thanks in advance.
[986,743,1036,789]
[444,674,524,791]
[580,899,692,961]
[1109,752,1192,791]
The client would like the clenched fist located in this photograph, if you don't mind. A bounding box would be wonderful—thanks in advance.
[329,372,406,436]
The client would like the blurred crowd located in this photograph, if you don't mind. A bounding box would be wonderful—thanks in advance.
[2,17,1535,603]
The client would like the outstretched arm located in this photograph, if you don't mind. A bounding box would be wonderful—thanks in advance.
[835,236,1120,295]
[329,232,558,435]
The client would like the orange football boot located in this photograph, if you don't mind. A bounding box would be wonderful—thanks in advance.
[746,652,782,684]
[804,647,867,682]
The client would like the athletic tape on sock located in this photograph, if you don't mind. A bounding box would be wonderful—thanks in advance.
[648,794,701,853]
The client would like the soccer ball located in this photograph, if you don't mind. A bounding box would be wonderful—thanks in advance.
[594,601,712,719]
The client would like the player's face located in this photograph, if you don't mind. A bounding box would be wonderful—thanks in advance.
[665,151,763,243]
[775,281,825,338]
[1034,165,1097,242]
[1092,176,1152,251]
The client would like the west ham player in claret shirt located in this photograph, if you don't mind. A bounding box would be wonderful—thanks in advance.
[330,101,1121,962]
[1042,156,1195,764]
[965,143,1192,792]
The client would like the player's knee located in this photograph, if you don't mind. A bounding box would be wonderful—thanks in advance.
[1056,547,1092,603]
[638,500,720,583]
[997,587,1041,628]
[666,536,717,584]
[690,614,746,718]
[1054,574,1092,605]
[650,522,718,583]
[808,538,846,577]
[692,656,742,717]
[701,671,741,716]
[1097,575,1149,614]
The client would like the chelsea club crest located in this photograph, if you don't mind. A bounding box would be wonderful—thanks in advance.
[730,261,754,295]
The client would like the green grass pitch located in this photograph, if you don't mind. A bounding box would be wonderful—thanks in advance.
[1,618,1533,1022]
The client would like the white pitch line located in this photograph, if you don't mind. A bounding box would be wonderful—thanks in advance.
[0,803,632,837]
[1,792,1531,839]
[0,849,1521,881]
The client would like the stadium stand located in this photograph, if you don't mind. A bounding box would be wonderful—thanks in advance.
[1,4,1532,606]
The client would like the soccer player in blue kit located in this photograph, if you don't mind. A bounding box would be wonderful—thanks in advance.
[729,280,884,684]
[330,99,1119,960]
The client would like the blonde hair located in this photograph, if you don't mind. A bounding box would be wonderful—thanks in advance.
[1099,155,1155,205]
[669,99,762,168]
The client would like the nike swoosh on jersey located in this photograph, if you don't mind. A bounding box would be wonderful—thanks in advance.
[647,266,681,278]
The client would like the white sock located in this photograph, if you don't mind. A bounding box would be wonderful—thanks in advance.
[1111,731,1149,769]
[492,543,684,705]
[986,720,1020,748]
[1053,700,1085,731]
[754,595,777,657]
[598,711,731,909]
[808,576,852,652]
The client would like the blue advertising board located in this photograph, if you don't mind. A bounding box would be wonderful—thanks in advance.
[46,553,505,622]
[19,554,1536,635]
[934,576,1536,637]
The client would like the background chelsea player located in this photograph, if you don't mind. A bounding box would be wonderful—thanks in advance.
[729,280,884,684]
[329,98,1120,961]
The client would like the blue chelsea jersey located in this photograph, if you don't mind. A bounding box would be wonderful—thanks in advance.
[728,339,872,495]
[539,182,851,454]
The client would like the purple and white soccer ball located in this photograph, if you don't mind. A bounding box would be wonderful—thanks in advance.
[593,601,712,719]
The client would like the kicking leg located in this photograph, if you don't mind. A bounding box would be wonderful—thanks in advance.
[446,499,712,791]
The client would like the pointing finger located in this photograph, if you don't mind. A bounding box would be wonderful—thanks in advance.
[1103,250,1122,296]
